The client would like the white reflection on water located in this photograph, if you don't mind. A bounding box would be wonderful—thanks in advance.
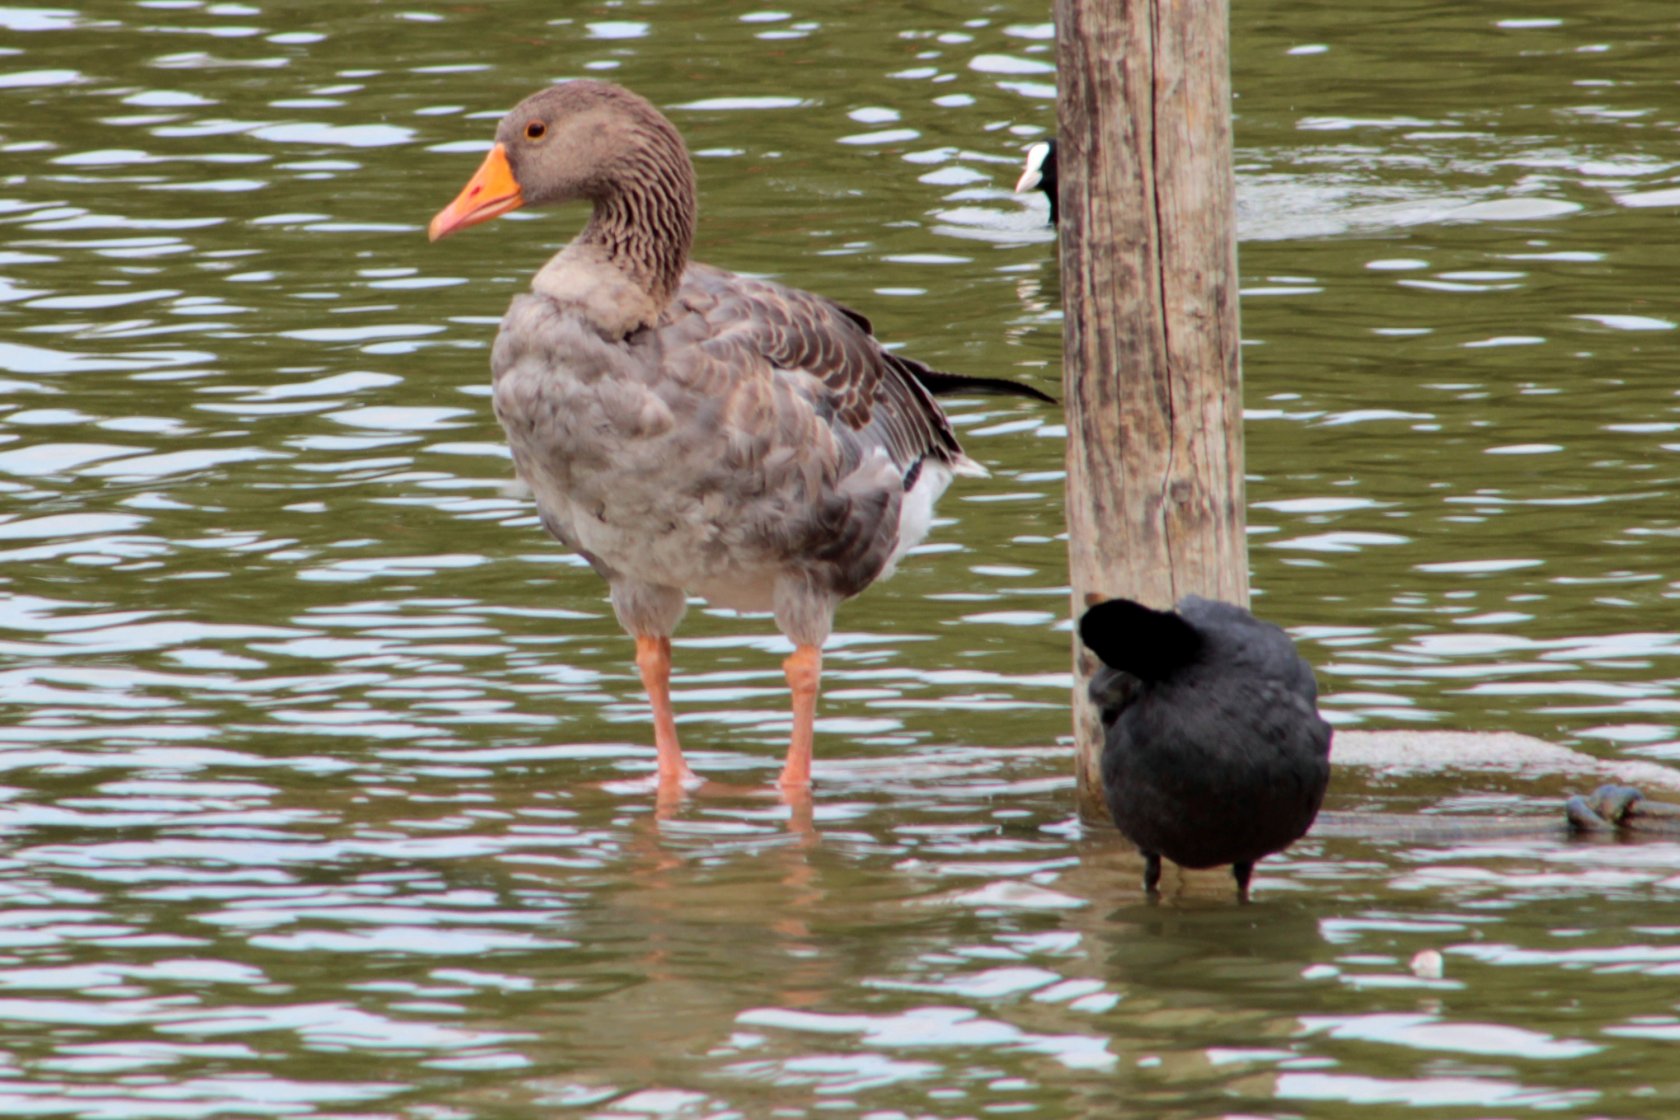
[1300,1012,1599,1058]
[737,1005,1114,1071]
[1277,1071,1597,1110]
[5,0,1680,1116]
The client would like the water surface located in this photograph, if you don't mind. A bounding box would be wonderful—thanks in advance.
[2,1,1680,1116]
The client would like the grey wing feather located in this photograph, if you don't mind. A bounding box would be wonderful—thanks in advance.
[677,263,965,474]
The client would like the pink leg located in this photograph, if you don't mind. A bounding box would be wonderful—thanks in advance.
[778,644,822,789]
[635,635,694,784]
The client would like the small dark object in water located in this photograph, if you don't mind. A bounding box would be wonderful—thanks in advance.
[1014,138,1057,225]
[1565,784,1680,834]
[1080,595,1333,897]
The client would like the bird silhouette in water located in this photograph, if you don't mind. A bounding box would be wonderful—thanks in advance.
[1015,139,1057,224]
[1079,595,1332,898]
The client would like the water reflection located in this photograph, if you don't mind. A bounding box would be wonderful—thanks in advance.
[4,0,1680,1115]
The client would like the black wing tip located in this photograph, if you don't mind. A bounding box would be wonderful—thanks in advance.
[909,367,1057,405]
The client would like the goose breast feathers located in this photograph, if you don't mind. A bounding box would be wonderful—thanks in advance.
[491,258,976,616]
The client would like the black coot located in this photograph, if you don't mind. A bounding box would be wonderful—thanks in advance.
[1079,595,1332,896]
[1014,138,1058,224]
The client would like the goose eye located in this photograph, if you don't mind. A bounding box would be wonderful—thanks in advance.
[525,121,547,141]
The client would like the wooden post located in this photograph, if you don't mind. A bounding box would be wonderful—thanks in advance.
[1055,0,1248,819]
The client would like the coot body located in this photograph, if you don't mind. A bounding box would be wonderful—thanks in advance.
[1080,595,1332,895]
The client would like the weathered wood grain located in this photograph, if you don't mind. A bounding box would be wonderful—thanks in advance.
[1055,0,1247,817]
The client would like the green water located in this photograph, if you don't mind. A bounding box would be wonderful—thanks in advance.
[2,1,1679,1116]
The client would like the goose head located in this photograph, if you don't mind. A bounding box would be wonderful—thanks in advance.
[428,80,696,250]
[428,80,698,329]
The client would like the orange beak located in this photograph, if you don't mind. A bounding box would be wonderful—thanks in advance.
[428,143,525,242]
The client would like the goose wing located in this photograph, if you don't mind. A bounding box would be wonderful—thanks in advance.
[671,263,972,476]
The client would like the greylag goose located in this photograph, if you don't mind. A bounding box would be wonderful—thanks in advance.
[429,80,1049,792]
[1015,139,1057,224]
[1079,595,1332,897]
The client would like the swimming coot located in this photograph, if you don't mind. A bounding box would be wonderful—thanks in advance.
[1014,138,1057,224]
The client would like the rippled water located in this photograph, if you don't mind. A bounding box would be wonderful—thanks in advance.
[3,1,1680,1116]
